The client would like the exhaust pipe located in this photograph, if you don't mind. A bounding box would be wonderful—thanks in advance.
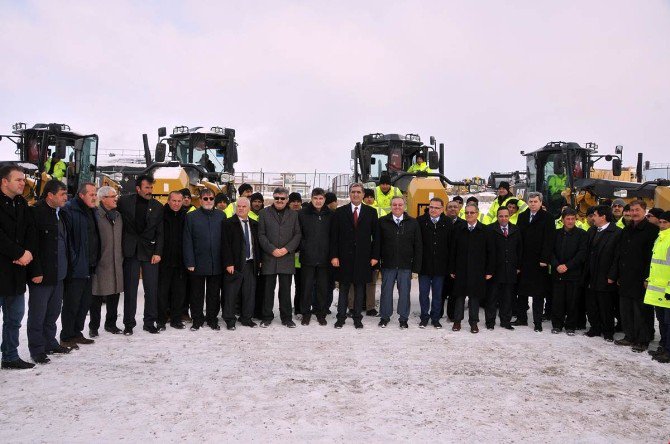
[143,134,152,166]
[636,153,643,183]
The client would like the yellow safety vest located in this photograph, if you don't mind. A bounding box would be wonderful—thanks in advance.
[407,162,431,174]
[616,217,626,229]
[547,174,567,197]
[644,229,670,308]
[365,202,386,218]
[44,158,66,180]
[484,196,528,224]
[374,186,402,213]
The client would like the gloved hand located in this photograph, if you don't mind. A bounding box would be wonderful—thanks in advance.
[665,293,670,301]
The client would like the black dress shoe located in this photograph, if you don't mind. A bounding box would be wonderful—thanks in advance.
[432,321,443,329]
[1,358,36,370]
[534,324,543,332]
[283,320,297,328]
[73,336,95,345]
[104,326,122,334]
[301,315,311,326]
[259,321,271,328]
[157,323,167,332]
[354,320,364,329]
[226,323,236,331]
[502,324,515,331]
[190,322,202,331]
[419,319,428,329]
[60,340,79,350]
[366,309,378,316]
[512,319,528,326]
[614,338,633,346]
[317,317,327,326]
[334,320,345,329]
[207,323,221,331]
[399,320,408,329]
[378,318,389,328]
[89,329,99,338]
[170,321,185,329]
[240,320,258,328]
[584,329,601,338]
[123,327,134,336]
[604,335,614,342]
[486,324,494,330]
[551,328,561,334]
[143,325,160,334]
[33,354,50,364]
[47,344,72,354]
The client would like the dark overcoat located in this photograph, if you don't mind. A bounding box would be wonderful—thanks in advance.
[449,221,495,299]
[329,203,379,284]
[516,208,555,296]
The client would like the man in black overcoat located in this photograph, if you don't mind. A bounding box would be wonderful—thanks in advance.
[330,183,379,329]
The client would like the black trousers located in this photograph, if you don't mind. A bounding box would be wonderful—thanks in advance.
[158,265,186,325]
[223,261,256,325]
[293,268,302,315]
[440,275,456,320]
[515,294,545,325]
[657,307,667,348]
[61,277,92,341]
[454,295,480,324]
[27,281,63,356]
[301,265,329,318]
[586,288,616,337]
[486,282,514,327]
[337,281,364,322]
[619,296,654,344]
[123,257,159,328]
[189,274,222,325]
[254,273,266,319]
[89,293,120,330]
[551,280,579,330]
[182,276,191,316]
[263,273,293,323]
[576,285,587,329]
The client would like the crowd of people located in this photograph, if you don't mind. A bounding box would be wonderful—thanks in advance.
[1,163,669,370]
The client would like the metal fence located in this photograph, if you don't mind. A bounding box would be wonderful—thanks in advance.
[234,171,352,197]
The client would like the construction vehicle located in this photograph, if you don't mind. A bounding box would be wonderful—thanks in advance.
[514,141,662,217]
[0,122,98,202]
[98,126,238,206]
[351,133,463,217]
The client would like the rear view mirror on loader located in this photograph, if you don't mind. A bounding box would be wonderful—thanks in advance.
[612,158,622,176]
[158,127,167,138]
[155,143,167,163]
[428,151,439,170]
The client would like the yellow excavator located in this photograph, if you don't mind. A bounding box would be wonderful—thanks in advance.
[352,133,463,217]
[0,122,99,202]
[98,126,238,206]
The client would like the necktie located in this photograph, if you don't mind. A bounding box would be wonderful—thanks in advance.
[431,218,438,225]
[242,220,251,259]
[56,207,60,221]
[469,225,474,232]
[353,206,359,227]
[395,218,401,226]
[597,227,603,232]
[529,213,535,223]
[502,226,508,237]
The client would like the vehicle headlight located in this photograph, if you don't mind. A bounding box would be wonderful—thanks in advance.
[220,173,234,183]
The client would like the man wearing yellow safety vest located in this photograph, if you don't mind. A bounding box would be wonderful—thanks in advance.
[644,210,670,363]
[407,153,432,174]
[484,182,527,224]
[364,188,387,218]
[611,199,626,229]
[224,183,254,218]
[44,152,66,180]
[248,192,264,222]
[374,173,402,214]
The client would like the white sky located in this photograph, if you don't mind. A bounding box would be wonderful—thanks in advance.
[1,0,668,179]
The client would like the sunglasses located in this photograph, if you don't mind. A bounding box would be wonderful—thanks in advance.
[201,197,214,201]
[465,211,478,215]
[274,196,287,201]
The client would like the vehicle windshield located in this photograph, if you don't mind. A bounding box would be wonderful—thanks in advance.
[369,153,388,180]
[174,139,225,173]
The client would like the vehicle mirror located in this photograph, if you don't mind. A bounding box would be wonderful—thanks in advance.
[428,151,439,170]
[155,143,167,162]
[429,136,436,146]
[612,158,622,176]
[370,157,376,165]
[158,127,167,138]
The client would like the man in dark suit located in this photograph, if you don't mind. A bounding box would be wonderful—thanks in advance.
[222,197,261,330]
[117,174,164,335]
[449,203,495,333]
[514,191,555,332]
[0,165,38,369]
[158,191,187,330]
[584,205,622,342]
[330,183,379,329]
[417,198,450,329]
[442,199,465,320]
[614,200,659,351]
[486,206,522,330]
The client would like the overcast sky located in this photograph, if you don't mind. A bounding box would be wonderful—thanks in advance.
[1,1,668,179]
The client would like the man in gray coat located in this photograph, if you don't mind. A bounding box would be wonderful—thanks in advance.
[258,187,301,328]
[90,186,124,336]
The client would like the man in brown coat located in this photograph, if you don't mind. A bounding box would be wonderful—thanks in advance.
[90,186,124,336]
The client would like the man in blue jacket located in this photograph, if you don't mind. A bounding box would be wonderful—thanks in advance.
[61,182,100,349]
[184,188,225,331]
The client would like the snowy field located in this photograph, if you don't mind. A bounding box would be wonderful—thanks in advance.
[2,281,670,443]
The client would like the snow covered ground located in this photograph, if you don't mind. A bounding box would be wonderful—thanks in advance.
[2,283,670,443]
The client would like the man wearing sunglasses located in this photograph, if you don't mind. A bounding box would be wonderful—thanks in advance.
[183,188,225,331]
[258,187,302,328]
